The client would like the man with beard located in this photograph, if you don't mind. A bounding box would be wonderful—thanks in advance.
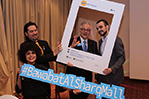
[96,19,125,98]
[66,22,98,99]
[19,21,62,99]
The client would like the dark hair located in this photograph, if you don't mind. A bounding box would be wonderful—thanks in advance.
[96,19,109,26]
[18,43,40,63]
[24,22,38,40]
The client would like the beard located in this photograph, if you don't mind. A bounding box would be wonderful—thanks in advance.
[98,30,107,36]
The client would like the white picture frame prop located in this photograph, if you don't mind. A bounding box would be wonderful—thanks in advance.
[56,0,125,74]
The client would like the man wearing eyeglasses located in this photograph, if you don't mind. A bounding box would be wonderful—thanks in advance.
[66,22,98,99]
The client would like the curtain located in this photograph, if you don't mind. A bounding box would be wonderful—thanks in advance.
[0,0,72,95]
[0,0,12,95]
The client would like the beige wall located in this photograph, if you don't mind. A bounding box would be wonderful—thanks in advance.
[109,0,129,77]
[130,0,149,80]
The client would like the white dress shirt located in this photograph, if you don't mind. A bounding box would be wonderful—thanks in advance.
[100,36,108,55]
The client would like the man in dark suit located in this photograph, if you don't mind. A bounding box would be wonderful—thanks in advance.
[66,22,98,99]
[20,22,62,68]
[96,19,125,88]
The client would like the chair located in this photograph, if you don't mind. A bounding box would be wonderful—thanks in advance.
[55,63,67,99]
[56,86,67,99]
[0,95,18,99]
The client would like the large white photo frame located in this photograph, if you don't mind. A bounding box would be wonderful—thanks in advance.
[57,0,125,74]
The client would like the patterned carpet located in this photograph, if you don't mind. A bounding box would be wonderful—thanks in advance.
[51,77,149,99]
[121,77,149,99]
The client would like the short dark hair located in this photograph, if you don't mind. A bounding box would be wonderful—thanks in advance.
[96,19,109,26]
[18,43,40,63]
[24,22,38,40]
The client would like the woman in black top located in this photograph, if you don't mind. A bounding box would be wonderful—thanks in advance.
[16,43,50,99]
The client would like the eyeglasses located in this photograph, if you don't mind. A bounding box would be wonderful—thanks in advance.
[80,28,91,32]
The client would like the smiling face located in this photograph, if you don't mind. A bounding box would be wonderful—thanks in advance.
[25,25,39,42]
[79,23,91,40]
[96,21,109,38]
[25,50,36,65]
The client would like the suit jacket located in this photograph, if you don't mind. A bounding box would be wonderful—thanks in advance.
[97,37,125,85]
[20,39,56,68]
[66,36,98,82]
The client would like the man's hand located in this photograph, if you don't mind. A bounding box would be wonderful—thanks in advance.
[73,89,81,95]
[67,62,73,67]
[70,35,80,48]
[103,68,112,75]
[53,44,63,56]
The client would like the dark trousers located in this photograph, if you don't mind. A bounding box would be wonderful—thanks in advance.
[23,95,50,99]
[101,84,120,99]
[69,90,89,99]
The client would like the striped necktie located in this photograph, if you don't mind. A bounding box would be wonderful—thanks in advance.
[36,41,44,55]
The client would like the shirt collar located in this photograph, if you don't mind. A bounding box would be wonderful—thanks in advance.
[26,38,39,43]
[80,36,88,44]
[102,35,108,42]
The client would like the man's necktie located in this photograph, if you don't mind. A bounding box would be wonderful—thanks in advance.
[83,41,86,52]
[36,42,44,55]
